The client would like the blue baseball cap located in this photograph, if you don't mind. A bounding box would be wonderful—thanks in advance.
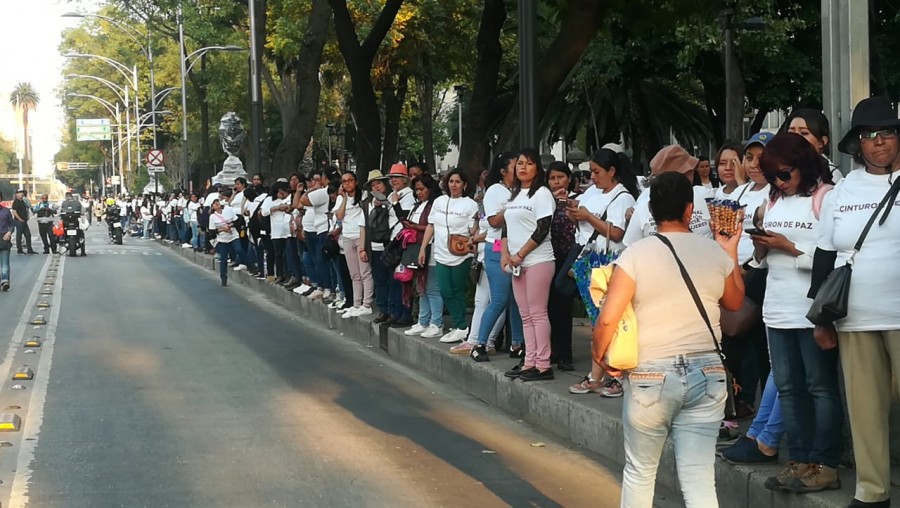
[744,131,774,149]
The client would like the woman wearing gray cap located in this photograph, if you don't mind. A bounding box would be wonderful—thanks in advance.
[811,96,900,508]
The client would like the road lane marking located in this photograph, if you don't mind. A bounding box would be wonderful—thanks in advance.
[5,256,64,508]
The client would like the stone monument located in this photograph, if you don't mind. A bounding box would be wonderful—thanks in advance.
[211,112,248,186]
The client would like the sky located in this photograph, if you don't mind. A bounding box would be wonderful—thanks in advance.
[0,0,100,176]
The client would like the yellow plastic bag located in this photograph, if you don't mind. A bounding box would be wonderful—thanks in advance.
[590,266,639,371]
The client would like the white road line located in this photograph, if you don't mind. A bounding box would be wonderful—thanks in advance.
[7,256,65,508]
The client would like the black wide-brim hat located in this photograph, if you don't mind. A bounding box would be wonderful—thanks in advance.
[838,96,900,154]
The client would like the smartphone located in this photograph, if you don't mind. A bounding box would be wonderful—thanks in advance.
[566,198,579,208]
[744,227,769,236]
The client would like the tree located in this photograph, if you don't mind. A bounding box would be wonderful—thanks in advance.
[327,0,405,176]
[9,82,39,174]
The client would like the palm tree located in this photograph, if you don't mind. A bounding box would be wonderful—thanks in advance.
[9,82,39,172]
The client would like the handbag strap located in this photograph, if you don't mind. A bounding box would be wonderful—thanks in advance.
[655,234,725,362]
[850,174,900,256]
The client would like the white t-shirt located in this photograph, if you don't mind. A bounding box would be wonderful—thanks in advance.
[231,190,246,219]
[504,186,556,268]
[623,185,712,246]
[407,201,436,266]
[265,197,292,239]
[575,183,635,250]
[187,201,201,223]
[729,182,771,263]
[304,188,330,234]
[759,192,825,329]
[203,192,220,208]
[714,185,742,200]
[209,207,238,244]
[483,184,512,242]
[615,232,734,363]
[818,169,900,331]
[335,193,364,240]
[390,186,416,239]
[429,195,479,267]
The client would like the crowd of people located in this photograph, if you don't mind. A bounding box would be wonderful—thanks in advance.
[186,99,899,508]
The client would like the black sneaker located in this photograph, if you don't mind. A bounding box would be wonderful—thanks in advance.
[390,318,414,328]
[509,346,524,359]
[470,345,490,363]
[0,281,9,292]
[520,368,555,382]
[221,279,228,287]
[373,313,391,324]
[301,286,316,297]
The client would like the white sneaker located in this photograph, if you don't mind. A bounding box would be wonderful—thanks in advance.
[181,243,191,248]
[335,305,350,314]
[404,323,426,336]
[453,328,470,342]
[294,284,310,294]
[440,329,462,343]
[341,307,359,319]
[328,299,342,309]
[308,289,324,299]
[421,324,443,338]
[233,264,247,272]
[354,306,373,317]
[322,289,332,300]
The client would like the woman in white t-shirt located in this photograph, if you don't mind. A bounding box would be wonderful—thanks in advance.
[811,97,900,505]
[500,149,557,382]
[262,181,292,283]
[712,143,746,200]
[781,108,843,183]
[418,169,479,344]
[209,198,250,286]
[299,174,335,299]
[335,172,374,318]
[401,174,443,337]
[692,155,719,196]
[751,133,840,492]
[593,172,744,507]
[140,198,154,240]
[187,192,202,250]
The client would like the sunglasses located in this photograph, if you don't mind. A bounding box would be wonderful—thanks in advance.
[859,128,899,142]
[764,167,796,183]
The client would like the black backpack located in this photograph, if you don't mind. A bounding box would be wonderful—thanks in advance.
[367,201,392,244]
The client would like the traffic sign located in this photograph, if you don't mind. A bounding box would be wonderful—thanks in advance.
[147,166,165,174]
[147,149,165,166]
[75,118,112,142]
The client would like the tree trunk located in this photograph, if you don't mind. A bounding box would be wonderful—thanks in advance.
[328,0,405,179]
[382,72,410,168]
[749,107,770,137]
[269,0,331,177]
[458,0,507,175]
[198,55,213,187]
[416,54,436,171]
[495,0,604,152]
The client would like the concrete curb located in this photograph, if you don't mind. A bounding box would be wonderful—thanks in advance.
[165,241,854,508]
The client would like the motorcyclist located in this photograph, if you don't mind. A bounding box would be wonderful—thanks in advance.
[105,198,123,244]
[60,192,86,256]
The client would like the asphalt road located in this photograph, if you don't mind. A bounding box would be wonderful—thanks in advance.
[0,221,680,508]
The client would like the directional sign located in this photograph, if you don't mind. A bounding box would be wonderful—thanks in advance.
[147,165,165,174]
[147,149,165,166]
[75,119,112,142]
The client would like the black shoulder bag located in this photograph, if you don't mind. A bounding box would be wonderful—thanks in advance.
[807,175,900,325]
[656,234,737,420]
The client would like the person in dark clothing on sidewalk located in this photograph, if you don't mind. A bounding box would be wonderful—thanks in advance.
[11,190,36,255]
[0,191,13,291]
[33,194,57,254]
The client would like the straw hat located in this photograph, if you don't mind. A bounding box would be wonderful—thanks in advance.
[364,169,389,188]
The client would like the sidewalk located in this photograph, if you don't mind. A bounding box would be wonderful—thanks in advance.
[165,241,897,508]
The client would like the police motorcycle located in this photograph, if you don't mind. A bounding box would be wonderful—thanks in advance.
[105,199,123,245]
[59,195,86,257]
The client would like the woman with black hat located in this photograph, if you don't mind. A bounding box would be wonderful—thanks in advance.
[811,96,900,508]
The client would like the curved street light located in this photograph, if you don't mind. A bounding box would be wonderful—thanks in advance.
[66,92,125,192]
[65,74,127,106]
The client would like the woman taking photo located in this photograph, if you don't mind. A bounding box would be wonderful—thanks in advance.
[402,174,443,337]
[474,153,525,359]
[593,171,744,508]
[752,133,840,494]
[335,171,373,319]
[501,148,557,381]
[812,97,900,508]
[781,108,843,183]
[209,198,250,287]
[418,169,479,344]
[713,143,746,200]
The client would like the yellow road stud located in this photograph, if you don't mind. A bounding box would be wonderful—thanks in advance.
[0,414,21,432]
[12,367,34,381]
[30,316,46,325]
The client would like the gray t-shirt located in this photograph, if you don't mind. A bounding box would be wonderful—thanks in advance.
[614,232,734,363]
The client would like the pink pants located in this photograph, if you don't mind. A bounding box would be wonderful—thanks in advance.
[341,236,373,307]
[511,261,554,370]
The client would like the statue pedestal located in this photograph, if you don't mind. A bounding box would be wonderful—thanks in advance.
[211,155,248,187]
[143,174,165,195]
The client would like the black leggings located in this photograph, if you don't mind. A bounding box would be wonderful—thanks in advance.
[548,259,573,363]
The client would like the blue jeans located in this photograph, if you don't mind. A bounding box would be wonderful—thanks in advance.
[305,232,333,290]
[622,352,725,508]
[330,257,345,294]
[767,327,843,467]
[302,246,316,285]
[0,247,9,282]
[285,237,302,280]
[216,240,248,282]
[418,265,444,327]
[371,250,390,314]
[190,222,200,248]
[478,248,524,346]
[143,219,152,239]
[746,371,783,449]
